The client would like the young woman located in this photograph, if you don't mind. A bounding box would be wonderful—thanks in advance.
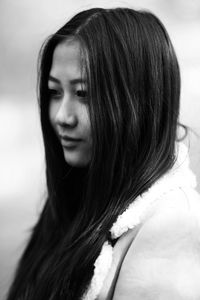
[7,7,200,300]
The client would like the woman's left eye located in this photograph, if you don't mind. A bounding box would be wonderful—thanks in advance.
[76,90,87,98]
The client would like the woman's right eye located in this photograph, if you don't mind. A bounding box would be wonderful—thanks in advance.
[48,88,62,99]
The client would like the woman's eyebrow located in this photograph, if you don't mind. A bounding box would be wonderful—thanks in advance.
[48,75,60,84]
[70,78,86,85]
[48,75,86,85]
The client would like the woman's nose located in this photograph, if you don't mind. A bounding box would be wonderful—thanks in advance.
[55,97,78,128]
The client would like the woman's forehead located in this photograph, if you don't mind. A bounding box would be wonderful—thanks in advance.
[50,39,86,81]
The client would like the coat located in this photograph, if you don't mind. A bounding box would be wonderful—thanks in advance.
[82,143,200,300]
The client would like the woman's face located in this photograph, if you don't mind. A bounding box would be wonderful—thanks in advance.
[48,39,92,167]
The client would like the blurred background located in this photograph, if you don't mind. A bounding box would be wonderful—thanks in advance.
[0,0,200,299]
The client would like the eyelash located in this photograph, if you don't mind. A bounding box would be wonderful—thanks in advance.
[48,89,61,98]
[76,90,87,98]
[48,89,87,99]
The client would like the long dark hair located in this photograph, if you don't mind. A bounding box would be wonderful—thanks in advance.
[7,7,181,300]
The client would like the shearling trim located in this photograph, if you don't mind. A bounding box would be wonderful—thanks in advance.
[110,143,196,239]
[82,241,113,300]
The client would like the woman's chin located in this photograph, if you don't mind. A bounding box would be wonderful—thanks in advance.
[63,150,90,168]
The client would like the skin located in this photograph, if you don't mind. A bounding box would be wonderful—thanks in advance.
[48,39,92,167]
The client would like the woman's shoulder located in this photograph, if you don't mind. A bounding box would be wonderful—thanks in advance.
[147,182,200,216]
[147,185,200,230]
[112,187,200,299]
[140,187,200,248]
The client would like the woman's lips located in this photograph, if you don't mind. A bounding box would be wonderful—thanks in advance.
[59,135,82,148]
